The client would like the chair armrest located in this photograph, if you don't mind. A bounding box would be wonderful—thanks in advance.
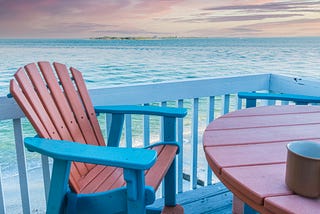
[94,105,187,118]
[24,137,156,170]
[238,92,320,107]
[238,92,320,103]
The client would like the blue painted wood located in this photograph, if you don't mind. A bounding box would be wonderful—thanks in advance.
[24,137,160,213]
[222,94,230,114]
[207,96,215,185]
[150,182,232,213]
[191,98,199,190]
[238,91,320,108]
[40,155,50,203]
[94,105,187,118]
[95,105,187,148]
[106,113,124,147]
[2,74,284,213]
[143,104,150,147]
[124,169,146,213]
[24,137,157,170]
[177,99,184,193]
[163,116,177,206]
[67,187,128,213]
[125,114,133,148]
[13,118,31,214]
[47,159,70,214]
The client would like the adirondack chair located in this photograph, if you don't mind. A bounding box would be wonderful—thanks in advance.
[238,92,320,108]
[10,62,187,214]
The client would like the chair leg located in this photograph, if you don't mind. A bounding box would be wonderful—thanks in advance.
[232,195,258,214]
[163,159,184,213]
[47,159,71,214]
[124,169,147,214]
[164,158,176,207]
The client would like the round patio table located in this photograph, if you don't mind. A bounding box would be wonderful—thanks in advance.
[203,105,320,214]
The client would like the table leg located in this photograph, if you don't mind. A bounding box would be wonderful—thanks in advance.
[232,195,258,214]
[233,195,244,214]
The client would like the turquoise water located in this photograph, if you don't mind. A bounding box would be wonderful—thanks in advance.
[1,37,320,177]
[1,37,320,96]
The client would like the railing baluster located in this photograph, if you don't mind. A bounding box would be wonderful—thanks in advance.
[0,166,6,214]
[237,96,242,110]
[191,98,199,190]
[41,155,50,203]
[206,96,215,185]
[177,99,184,193]
[106,113,112,139]
[222,94,230,114]
[125,114,132,148]
[143,103,150,147]
[160,102,167,142]
[13,118,31,214]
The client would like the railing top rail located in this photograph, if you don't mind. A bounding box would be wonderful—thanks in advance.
[3,73,320,120]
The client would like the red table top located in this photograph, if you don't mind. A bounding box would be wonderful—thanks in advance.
[203,105,320,214]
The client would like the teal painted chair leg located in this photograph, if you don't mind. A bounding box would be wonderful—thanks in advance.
[107,113,125,147]
[164,159,176,206]
[124,169,147,214]
[47,159,71,214]
[163,116,177,207]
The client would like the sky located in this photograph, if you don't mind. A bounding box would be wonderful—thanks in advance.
[0,0,319,38]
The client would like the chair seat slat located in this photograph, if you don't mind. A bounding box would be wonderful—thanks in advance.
[146,145,178,189]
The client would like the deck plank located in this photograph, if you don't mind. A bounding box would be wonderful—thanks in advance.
[149,182,232,213]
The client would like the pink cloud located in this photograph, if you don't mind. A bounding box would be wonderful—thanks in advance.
[0,0,319,38]
[132,0,184,14]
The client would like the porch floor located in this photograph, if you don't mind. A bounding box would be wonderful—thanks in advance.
[150,182,233,214]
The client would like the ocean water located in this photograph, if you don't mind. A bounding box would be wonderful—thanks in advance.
[1,37,320,177]
[1,37,320,96]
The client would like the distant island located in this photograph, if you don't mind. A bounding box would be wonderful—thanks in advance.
[91,36,179,40]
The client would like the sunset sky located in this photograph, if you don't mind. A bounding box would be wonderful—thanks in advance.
[0,0,319,38]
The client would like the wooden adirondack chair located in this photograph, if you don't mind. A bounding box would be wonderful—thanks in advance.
[10,62,187,214]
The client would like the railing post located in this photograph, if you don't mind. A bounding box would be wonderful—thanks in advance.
[143,103,150,147]
[206,96,215,185]
[191,98,199,190]
[41,155,51,203]
[125,115,132,148]
[222,94,230,114]
[13,118,31,214]
[177,99,184,193]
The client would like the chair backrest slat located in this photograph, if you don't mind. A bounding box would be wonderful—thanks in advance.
[53,62,101,147]
[70,67,105,146]
[24,63,74,141]
[14,67,60,139]
[10,79,50,138]
[38,62,89,146]
[37,62,91,183]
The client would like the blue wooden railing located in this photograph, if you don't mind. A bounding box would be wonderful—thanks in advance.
[1,73,320,213]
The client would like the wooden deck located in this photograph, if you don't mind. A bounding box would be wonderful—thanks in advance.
[150,182,233,213]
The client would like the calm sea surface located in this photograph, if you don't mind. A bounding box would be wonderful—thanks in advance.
[1,37,320,96]
[1,37,320,177]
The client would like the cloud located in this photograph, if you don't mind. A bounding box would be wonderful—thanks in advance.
[0,0,319,38]
[132,0,184,15]
[233,17,320,37]
[171,13,304,23]
[203,1,320,12]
